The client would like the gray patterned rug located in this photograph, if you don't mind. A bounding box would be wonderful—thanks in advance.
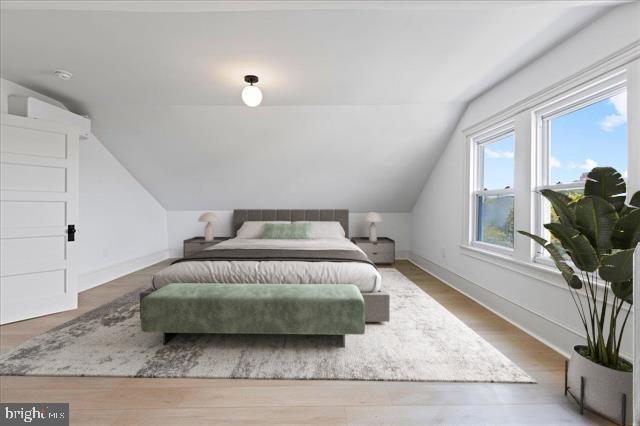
[0,269,534,382]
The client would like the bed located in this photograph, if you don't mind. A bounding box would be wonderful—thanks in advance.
[150,209,389,322]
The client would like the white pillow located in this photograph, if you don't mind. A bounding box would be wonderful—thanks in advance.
[236,221,290,239]
[293,221,346,239]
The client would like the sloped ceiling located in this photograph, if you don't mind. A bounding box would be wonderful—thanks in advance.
[0,1,617,211]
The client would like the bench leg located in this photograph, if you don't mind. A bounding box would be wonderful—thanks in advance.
[163,333,176,345]
[337,335,345,348]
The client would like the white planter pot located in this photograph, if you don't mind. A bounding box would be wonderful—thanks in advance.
[567,345,632,425]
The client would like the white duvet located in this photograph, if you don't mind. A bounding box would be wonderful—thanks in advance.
[152,238,382,292]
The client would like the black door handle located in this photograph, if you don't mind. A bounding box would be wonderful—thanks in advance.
[67,224,76,242]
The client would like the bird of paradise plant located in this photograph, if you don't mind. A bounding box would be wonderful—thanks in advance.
[519,167,638,371]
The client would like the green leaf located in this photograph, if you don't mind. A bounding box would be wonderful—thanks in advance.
[544,241,568,262]
[575,196,618,253]
[611,281,632,304]
[619,205,638,217]
[556,260,583,289]
[540,189,575,227]
[584,167,626,211]
[546,243,582,289]
[544,223,598,272]
[518,231,581,289]
[599,249,634,283]
[517,230,547,247]
[630,191,640,208]
[612,209,640,249]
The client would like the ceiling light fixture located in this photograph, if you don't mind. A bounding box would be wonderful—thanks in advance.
[241,75,262,107]
[54,70,73,80]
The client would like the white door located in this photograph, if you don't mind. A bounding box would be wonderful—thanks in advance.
[0,113,79,324]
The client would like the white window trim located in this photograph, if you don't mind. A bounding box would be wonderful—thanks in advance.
[532,72,627,266]
[460,50,639,286]
[466,121,515,255]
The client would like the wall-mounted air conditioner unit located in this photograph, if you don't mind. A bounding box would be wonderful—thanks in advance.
[8,96,91,140]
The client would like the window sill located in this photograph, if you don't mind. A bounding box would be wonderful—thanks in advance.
[459,243,624,308]
[459,243,565,291]
[470,240,514,256]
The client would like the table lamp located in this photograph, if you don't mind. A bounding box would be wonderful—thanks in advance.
[365,212,383,242]
[199,212,218,241]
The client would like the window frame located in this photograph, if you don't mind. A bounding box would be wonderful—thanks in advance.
[460,56,638,287]
[532,73,627,265]
[468,122,516,255]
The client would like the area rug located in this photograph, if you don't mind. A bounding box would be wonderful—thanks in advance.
[0,269,534,382]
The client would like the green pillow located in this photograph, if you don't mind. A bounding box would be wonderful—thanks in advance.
[262,223,311,239]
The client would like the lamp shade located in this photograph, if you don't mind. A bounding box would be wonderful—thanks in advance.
[242,85,263,107]
[198,212,217,222]
[365,212,383,223]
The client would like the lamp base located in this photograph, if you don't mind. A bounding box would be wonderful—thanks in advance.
[368,223,377,243]
[204,222,214,242]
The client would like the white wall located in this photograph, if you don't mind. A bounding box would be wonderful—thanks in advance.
[167,210,410,258]
[75,133,169,289]
[1,78,170,291]
[410,3,639,358]
[2,77,411,292]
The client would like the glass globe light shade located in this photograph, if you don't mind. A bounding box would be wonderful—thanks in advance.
[241,85,263,107]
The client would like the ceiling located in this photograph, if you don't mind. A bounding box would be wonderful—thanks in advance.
[0,1,618,211]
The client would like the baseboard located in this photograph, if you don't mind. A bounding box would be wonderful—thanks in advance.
[78,249,172,292]
[408,252,583,359]
[408,252,633,361]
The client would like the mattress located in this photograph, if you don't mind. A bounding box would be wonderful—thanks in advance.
[153,238,382,292]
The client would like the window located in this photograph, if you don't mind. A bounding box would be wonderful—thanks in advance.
[462,64,636,279]
[548,92,627,185]
[471,128,515,251]
[535,78,627,254]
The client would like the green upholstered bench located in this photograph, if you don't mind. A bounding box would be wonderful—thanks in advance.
[140,283,365,347]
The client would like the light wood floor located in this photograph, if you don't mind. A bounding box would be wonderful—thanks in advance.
[0,260,611,425]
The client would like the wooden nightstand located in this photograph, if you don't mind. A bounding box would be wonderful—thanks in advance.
[183,237,230,257]
[351,237,395,265]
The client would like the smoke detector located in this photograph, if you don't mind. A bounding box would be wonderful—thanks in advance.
[54,70,73,80]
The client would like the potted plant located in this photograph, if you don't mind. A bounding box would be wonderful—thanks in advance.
[519,167,637,425]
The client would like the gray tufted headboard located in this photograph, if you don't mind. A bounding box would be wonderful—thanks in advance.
[232,209,349,237]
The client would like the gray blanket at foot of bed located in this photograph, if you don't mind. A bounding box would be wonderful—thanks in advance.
[172,248,376,267]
